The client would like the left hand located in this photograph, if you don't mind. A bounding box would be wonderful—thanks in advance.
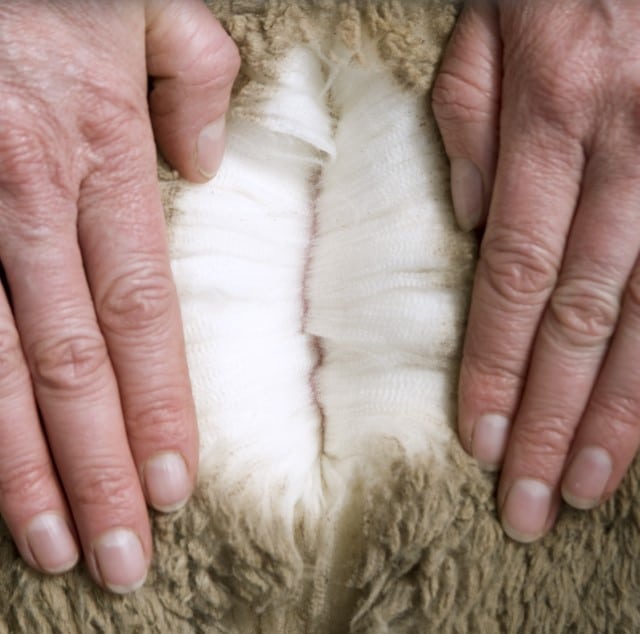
[432,0,640,542]
[0,0,239,591]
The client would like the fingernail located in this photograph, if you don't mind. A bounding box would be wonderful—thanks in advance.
[26,512,79,574]
[144,452,191,513]
[471,413,509,470]
[501,478,551,543]
[196,117,226,178]
[562,446,612,510]
[94,528,147,594]
[450,157,483,231]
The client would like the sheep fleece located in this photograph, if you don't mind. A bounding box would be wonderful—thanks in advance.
[1,2,639,633]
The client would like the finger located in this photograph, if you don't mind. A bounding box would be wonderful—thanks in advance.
[561,259,640,509]
[78,116,198,516]
[0,201,150,593]
[459,116,585,469]
[432,0,501,230]
[145,0,241,181]
[0,285,78,574]
[498,146,640,541]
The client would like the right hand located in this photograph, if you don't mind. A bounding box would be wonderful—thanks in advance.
[433,0,640,542]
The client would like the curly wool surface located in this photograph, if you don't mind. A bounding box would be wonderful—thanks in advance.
[1,2,640,633]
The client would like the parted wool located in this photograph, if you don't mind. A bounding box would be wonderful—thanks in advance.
[170,42,473,540]
[1,3,640,633]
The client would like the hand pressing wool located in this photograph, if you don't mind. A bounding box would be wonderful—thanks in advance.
[0,0,239,592]
[0,0,639,608]
[433,0,640,543]
[1,2,639,632]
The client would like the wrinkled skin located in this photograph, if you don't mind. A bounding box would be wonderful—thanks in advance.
[0,0,239,592]
[434,0,640,542]
[3,0,637,598]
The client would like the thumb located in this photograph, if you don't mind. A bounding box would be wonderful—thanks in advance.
[145,0,240,182]
[432,1,501,231]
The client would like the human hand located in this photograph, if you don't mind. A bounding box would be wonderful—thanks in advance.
[433,0,640,541]
[0,1,239,591]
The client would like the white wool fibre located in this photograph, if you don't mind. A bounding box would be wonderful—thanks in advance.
[168,43,472,531]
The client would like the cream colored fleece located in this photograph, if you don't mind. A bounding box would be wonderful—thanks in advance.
[1,3,639,633]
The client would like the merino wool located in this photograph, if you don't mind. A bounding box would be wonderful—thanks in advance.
[1,2,639,633]
[172,38,473,532]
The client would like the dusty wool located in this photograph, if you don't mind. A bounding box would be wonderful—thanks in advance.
[1,2,639,633]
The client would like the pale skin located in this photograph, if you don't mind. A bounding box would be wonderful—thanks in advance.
[433,0,640,542]
[1,0,638,596]
[0,1,239,592]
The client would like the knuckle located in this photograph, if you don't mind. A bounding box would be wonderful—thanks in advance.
[0,124,47,185]
[193,26,241,89]
[72,463,135,513]
[527,71,588,129]
[80,81,147,150]
[627,267,640,308]
[548,280,619,349]
[212,33,241,84]
[171,27,240,98]
[505,37,593,136]
[99,265,175,335]
[590,393,639,434]
[0,326,27,387]
[126,396,192,447]
[432,69,494,128]
[29,334,108,392]
[629,86,640,136]
[461,346,525,390]
[513,417,573,465]
[0,114,65,195]
[480,231,557,307]
[0,459,54,506]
